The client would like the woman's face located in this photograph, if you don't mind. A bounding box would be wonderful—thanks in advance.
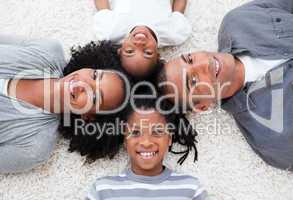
[124,109,171,176]
[59,68,125,115]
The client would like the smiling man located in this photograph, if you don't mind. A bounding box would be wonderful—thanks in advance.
[159,0,293,171]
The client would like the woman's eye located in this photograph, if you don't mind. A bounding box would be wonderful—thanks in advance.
[93,70,97,80]
[190,75,198,87]
[187,53,193,64]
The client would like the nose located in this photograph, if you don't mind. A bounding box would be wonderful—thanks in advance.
[133,34,147,46]
[193,103,209,112]
[139,135,153,148]
[72,80,86,94]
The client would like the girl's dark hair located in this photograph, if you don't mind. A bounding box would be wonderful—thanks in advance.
[123,84,198,165]
[59,41,131,162]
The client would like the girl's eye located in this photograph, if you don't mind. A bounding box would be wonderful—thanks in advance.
[125,49,134,54]
[144,50,153,56]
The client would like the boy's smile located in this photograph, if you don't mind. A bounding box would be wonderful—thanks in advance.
[125,109,171,176]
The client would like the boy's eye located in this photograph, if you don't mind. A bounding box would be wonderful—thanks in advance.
[129,130,141,137]
[152,126,166,137]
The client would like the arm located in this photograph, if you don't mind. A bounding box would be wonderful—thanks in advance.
[172,0,187,13]
[94,0,110,11]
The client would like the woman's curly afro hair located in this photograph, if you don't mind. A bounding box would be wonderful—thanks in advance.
[59,41,132,163]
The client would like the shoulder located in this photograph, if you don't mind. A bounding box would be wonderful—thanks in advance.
[93,173,129,187]
[170,172,201,182]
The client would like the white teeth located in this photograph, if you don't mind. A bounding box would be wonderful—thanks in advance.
[139,152,157,158]
[69,80,74,94]
[215,59,220,76]
[135,33,146,38]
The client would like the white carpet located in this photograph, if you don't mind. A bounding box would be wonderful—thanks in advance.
[1,0,293,200]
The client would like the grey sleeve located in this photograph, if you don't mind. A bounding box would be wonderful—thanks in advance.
[0,35,67,77]
[0,128,57,173]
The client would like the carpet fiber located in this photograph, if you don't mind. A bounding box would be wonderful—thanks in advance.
[0,0,293,199]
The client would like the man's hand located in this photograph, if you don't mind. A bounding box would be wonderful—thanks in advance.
[172,0,187,13]
[95,0,110,11]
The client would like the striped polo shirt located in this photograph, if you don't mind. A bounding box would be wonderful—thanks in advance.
[86,167,208,200]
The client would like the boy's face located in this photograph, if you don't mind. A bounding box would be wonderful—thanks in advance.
[119,26,159,77]
[124,109,171,176]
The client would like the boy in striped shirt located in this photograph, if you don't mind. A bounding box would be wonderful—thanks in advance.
[86,95,208,200]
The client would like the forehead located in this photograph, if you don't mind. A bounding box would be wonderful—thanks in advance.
[101,71,125,109]
[121,54,157,76]
[127,109,167,125]
[163,58,189,102]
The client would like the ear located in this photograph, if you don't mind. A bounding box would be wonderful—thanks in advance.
[157,52,161,59]
[168,134,172,147]
[193,103,209,113]
[81,113,96,122]
[117,48,121,55]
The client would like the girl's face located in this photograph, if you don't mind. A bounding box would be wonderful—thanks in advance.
[124,108,172,176]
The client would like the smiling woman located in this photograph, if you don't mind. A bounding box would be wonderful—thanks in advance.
[0,35,130,173]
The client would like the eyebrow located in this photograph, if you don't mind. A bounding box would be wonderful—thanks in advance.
[181,54,188,63]
[186,72,190,95]
[93,71,104,107]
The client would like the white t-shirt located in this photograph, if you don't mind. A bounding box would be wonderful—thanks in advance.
[237,55,289,84]
[93,0,192,47]
[0,79,9,96]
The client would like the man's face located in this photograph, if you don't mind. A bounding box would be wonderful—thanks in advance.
[60,68,125,115]
[119,26,159,77]
[162,52,237,112]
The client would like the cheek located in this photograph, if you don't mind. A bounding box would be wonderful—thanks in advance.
[158,138,171,153]
[125,139,136,154]
[75,94,90,109]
